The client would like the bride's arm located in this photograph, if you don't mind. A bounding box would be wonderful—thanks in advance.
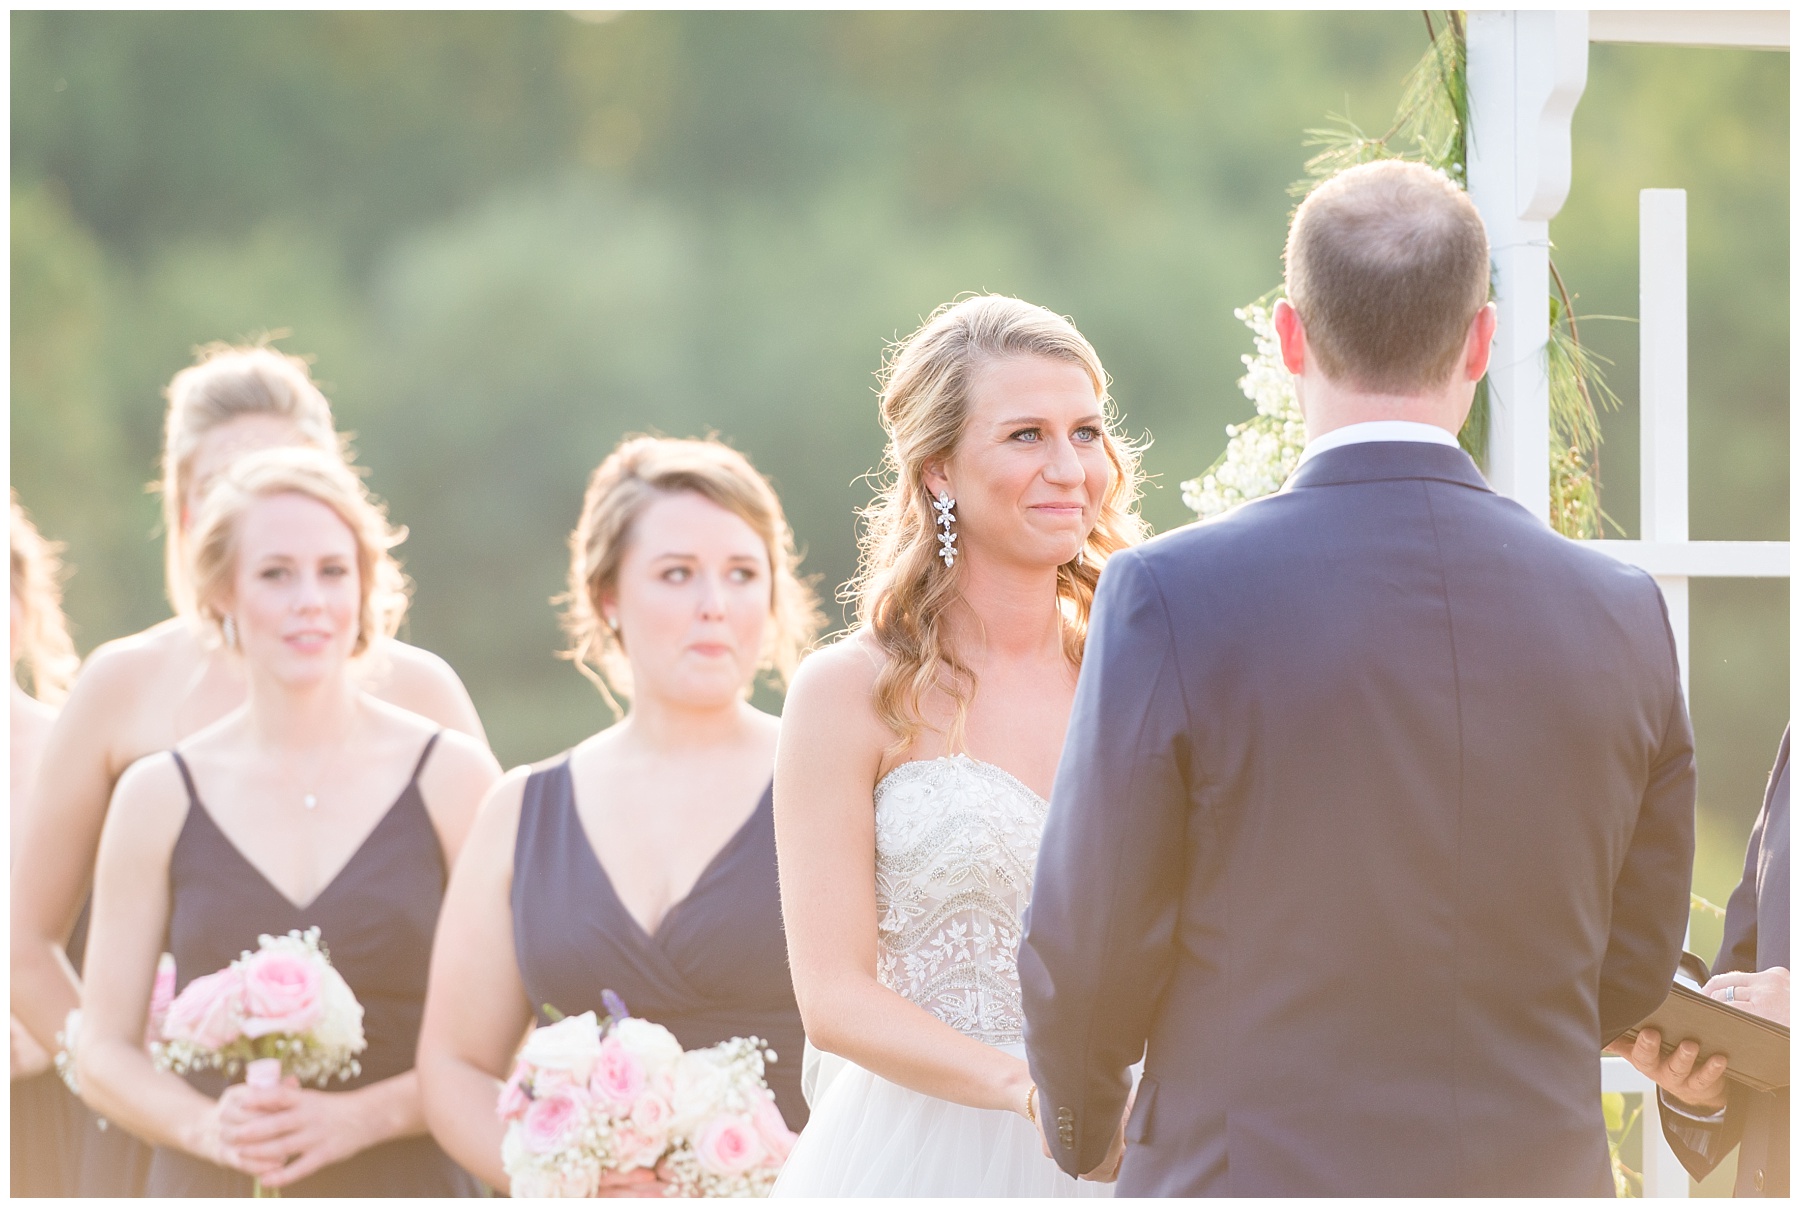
[773,643,1035,1119]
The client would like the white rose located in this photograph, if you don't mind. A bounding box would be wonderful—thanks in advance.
[611,1017,684,1077]
[669,1049,733,1131]
[521,1012,603,1084]
[310,966,366,1059]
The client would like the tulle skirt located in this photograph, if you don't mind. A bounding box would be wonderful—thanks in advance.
[772,1041,1111,1198]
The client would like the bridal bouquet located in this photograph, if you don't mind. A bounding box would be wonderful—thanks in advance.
[498,998,796,1197]
[152,927,365,1089]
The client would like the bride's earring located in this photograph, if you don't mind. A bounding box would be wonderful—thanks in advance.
[221,614,238,649]
[933,490,958,568]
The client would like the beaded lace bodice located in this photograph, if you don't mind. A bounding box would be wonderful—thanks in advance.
[872,754,1049,1045]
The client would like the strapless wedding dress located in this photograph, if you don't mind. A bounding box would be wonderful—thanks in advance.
[771,755,1110,1198]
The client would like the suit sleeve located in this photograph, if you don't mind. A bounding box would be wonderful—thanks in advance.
[1596,586,1697,1044]
[1659,1082,1752,1183]
[1019,548,1191,1178]
[1716,805,1765,978]
[1716,728,1784,978]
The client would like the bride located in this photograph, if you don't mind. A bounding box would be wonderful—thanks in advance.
[772,294,1148,1196]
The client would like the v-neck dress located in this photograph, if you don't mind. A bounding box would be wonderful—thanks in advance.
[145,733,476,1197]
[511,756,808,1129]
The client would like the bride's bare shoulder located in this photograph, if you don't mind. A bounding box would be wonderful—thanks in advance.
[789,629,885,698]
[782,630,888,740]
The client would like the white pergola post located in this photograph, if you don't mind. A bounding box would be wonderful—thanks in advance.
[1466,9,1590,523]
[1639,190,1691,688]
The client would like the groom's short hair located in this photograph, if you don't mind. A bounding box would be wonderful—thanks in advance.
[1284,160,1490,393]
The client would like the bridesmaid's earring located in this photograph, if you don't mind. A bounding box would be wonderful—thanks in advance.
[933,491,958,568]
[221,615,238,649]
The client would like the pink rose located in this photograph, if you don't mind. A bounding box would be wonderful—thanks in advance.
[238,948,324,1038]
[496,1064,531,1123]
[695,1113,765,1176]
[589,1036,647,1109]
[521,1086,591,1156]
[751,1094,796,1165]
[610,1124,668,1171]
[145,953,177,1047]
[534,1067,575,1094]
[630,1090,673,1144]
[162,968,246,1050]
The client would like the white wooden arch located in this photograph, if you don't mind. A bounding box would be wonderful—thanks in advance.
[1466,10,1789,1197]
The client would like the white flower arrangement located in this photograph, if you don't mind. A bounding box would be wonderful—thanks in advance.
[498,1007,796,1197]
[1180,301,1307,520]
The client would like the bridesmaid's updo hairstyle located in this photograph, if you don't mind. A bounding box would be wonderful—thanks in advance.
[851,294,1147,751]
[10,491,79,704]
[160,343,343,617]
[562,436,821,713]
[188,447,408,659]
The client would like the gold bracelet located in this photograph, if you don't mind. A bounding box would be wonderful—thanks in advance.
[1025,1083,1039,1125]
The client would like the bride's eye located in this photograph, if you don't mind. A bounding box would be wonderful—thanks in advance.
[1010,428,1041,443]
[1073,425,1101,443]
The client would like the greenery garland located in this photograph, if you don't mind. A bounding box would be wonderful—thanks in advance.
[1182,12,1618,540]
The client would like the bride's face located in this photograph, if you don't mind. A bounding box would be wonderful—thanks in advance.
[926,355,1111,573]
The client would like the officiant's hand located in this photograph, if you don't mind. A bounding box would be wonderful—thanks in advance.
[1703,967,1789,1027]
[1605,1029,1729,1112]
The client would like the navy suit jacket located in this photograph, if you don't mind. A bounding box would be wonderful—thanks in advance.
[1020,442,1696,1196]
[1659,727,1788,1196]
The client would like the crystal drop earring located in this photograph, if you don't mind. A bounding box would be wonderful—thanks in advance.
[221,614,238,649]
[932,490,958,568]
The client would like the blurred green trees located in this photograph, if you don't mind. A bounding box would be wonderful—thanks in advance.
[10,13,1786,935]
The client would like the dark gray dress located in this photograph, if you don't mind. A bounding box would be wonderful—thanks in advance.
[511,756,808,1129]
[144,733,476,1197]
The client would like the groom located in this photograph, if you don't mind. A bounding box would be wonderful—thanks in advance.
[1020,160,1696,1196]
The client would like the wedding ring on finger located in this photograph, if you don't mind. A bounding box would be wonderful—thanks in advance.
[1725,985,1737,1003]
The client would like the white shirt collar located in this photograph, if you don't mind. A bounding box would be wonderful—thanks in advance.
[1297,420,1461,466]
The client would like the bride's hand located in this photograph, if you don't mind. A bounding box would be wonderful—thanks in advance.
[1078,1084,1137,1183]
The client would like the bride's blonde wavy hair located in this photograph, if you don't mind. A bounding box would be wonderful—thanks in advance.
[848,294,1148,752]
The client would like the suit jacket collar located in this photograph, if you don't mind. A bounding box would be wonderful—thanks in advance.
[1284,440,1493,494]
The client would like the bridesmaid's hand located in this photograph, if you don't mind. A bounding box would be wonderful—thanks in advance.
[11,1015,51,1080]
[196,1086,281,1176]
[596,1166,671,1197]
[219,1080,373,1188]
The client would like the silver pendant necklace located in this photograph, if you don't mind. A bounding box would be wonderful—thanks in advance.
[282,722,352,812]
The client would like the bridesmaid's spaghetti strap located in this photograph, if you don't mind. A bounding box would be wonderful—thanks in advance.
[407,731,444,787]
[167,749,201,806]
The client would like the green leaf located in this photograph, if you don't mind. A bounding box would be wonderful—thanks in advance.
[1602,1090,1625,1133]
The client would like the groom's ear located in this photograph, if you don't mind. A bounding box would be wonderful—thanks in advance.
[1273,299,1308,376]
[1462,303,1498,383]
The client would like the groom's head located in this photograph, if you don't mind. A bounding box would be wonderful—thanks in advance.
[1278,161,1493,424]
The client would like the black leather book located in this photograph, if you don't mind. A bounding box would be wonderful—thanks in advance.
[1618,981,1790,1094]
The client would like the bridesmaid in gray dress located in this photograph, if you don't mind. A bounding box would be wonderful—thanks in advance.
[418,436,821,1193]
[75,448,499,1194]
